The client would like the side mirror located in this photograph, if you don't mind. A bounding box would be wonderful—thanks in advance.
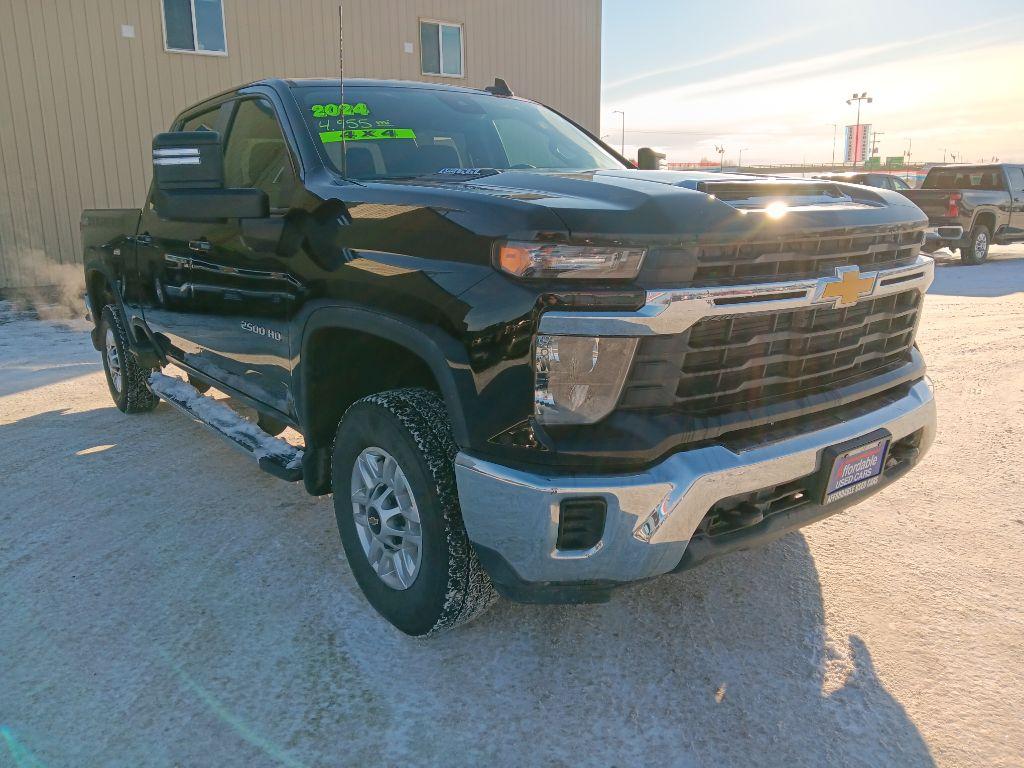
[152,131,269,221]
[637,147,666,170]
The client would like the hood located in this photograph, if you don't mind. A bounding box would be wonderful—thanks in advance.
[415,169,928,243]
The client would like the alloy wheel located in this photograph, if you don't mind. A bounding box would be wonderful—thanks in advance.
[105,327,123,393]
[350,446,422,590]
[974,232,988,261]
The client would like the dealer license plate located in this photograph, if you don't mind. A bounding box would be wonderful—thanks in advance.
[822,436,890,505]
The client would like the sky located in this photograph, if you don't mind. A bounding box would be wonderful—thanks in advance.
[600,0,1024,165]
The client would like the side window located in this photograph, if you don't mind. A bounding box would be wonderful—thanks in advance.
[891,176,910,190]
[179,107,219,132]
[163,0,227,54]
[223,99,299,209]
[1009,167,1024,192]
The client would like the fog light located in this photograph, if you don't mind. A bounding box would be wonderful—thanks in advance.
[534,335,637,425]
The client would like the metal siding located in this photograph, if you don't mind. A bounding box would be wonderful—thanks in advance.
[0,0,600,289]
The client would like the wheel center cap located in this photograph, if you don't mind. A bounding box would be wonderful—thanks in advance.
[367,484,387,534]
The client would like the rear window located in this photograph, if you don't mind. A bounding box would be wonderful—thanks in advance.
[293,84,624,180]
[923,167,1006,191]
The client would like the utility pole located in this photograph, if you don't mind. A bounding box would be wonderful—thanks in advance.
[870,131,884,160]
[612,110,625,158]
[904,137,912,183]
[715,144,725,171]
[845,92,872,166]
[831,123,838,169]
[738,148,749,169]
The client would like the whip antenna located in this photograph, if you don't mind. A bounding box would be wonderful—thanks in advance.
[338,4,347,178]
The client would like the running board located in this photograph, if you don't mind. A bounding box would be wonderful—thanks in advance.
[148,372,304,482]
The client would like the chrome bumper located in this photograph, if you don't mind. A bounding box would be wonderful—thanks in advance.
[455,379,936,585]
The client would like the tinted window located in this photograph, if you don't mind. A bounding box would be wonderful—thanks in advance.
[179,107,219,132]
[890,176,910,190]
[223,99,299,208]
[923,167,1006,190]
[298,85,623,179]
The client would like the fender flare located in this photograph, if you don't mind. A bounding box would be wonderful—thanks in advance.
[295,303,475,447]
[85,257,165,366]
[84,260,129,348]
[968,208,997,234]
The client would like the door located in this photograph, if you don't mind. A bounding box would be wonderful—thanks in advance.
[1008,166,1024,240]
[134,103,229,361]
[175,96,303,413]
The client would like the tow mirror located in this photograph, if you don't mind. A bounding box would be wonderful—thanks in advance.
[151,131,268,221]
[637,147,666,170]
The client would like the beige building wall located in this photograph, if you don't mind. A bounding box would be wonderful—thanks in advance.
[0,0,601,290]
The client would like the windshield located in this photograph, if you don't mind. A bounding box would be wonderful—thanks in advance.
[923,167,1006,191]
[294,84,624,180]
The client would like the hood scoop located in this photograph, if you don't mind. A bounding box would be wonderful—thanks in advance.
[683,179,856,209]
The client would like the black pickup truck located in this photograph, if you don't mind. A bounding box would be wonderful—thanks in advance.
[82,78,937,635]
[901,163,1024,263]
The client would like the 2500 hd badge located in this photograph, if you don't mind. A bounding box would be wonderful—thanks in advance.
[240,321,282,342]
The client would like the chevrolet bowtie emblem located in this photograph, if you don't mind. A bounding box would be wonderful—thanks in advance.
[815,266,877,308]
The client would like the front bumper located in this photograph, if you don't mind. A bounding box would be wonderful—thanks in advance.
[455,378,936,601]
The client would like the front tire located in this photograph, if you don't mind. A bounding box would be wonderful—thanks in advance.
[331,388,496,635]
[960,224,990,265]
[99,305,158,414]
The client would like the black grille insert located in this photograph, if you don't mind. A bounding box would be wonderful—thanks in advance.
[556,498,607,551]
[640,228,924,286]
[624,290,921,417]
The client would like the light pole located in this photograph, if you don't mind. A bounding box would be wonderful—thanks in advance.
[715,144,725,171]
[831,123,838,169]
[612,110,625,158]
[738,148,749,169]
[845,91,872,166]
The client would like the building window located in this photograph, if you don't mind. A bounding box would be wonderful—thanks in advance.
[420,20,463,77]
[162,0,227,55]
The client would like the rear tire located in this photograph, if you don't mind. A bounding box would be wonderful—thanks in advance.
[331,388,497,635]
[960,224,990,265]
[100,305,159,414]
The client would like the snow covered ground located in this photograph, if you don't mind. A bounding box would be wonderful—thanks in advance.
[1,247,1022,767]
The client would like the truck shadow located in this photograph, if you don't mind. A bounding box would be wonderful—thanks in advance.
[928,248,1024,297]
[0,403,937,767]
[442,533,938,766]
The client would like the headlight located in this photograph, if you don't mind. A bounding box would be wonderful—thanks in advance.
[534,335,638,425]
[498,242,646,280]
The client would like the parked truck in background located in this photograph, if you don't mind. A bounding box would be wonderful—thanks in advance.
[82,78,937,634]
[900,163,1024,263]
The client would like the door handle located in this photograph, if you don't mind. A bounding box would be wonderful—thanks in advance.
[189,239,211,252]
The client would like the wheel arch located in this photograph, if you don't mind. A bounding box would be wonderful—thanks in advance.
[971,209,997,234]
[295,305,474,451]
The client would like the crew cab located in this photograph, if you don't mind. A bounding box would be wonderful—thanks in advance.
[900,163,1024,263]
[82,78,937,635]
